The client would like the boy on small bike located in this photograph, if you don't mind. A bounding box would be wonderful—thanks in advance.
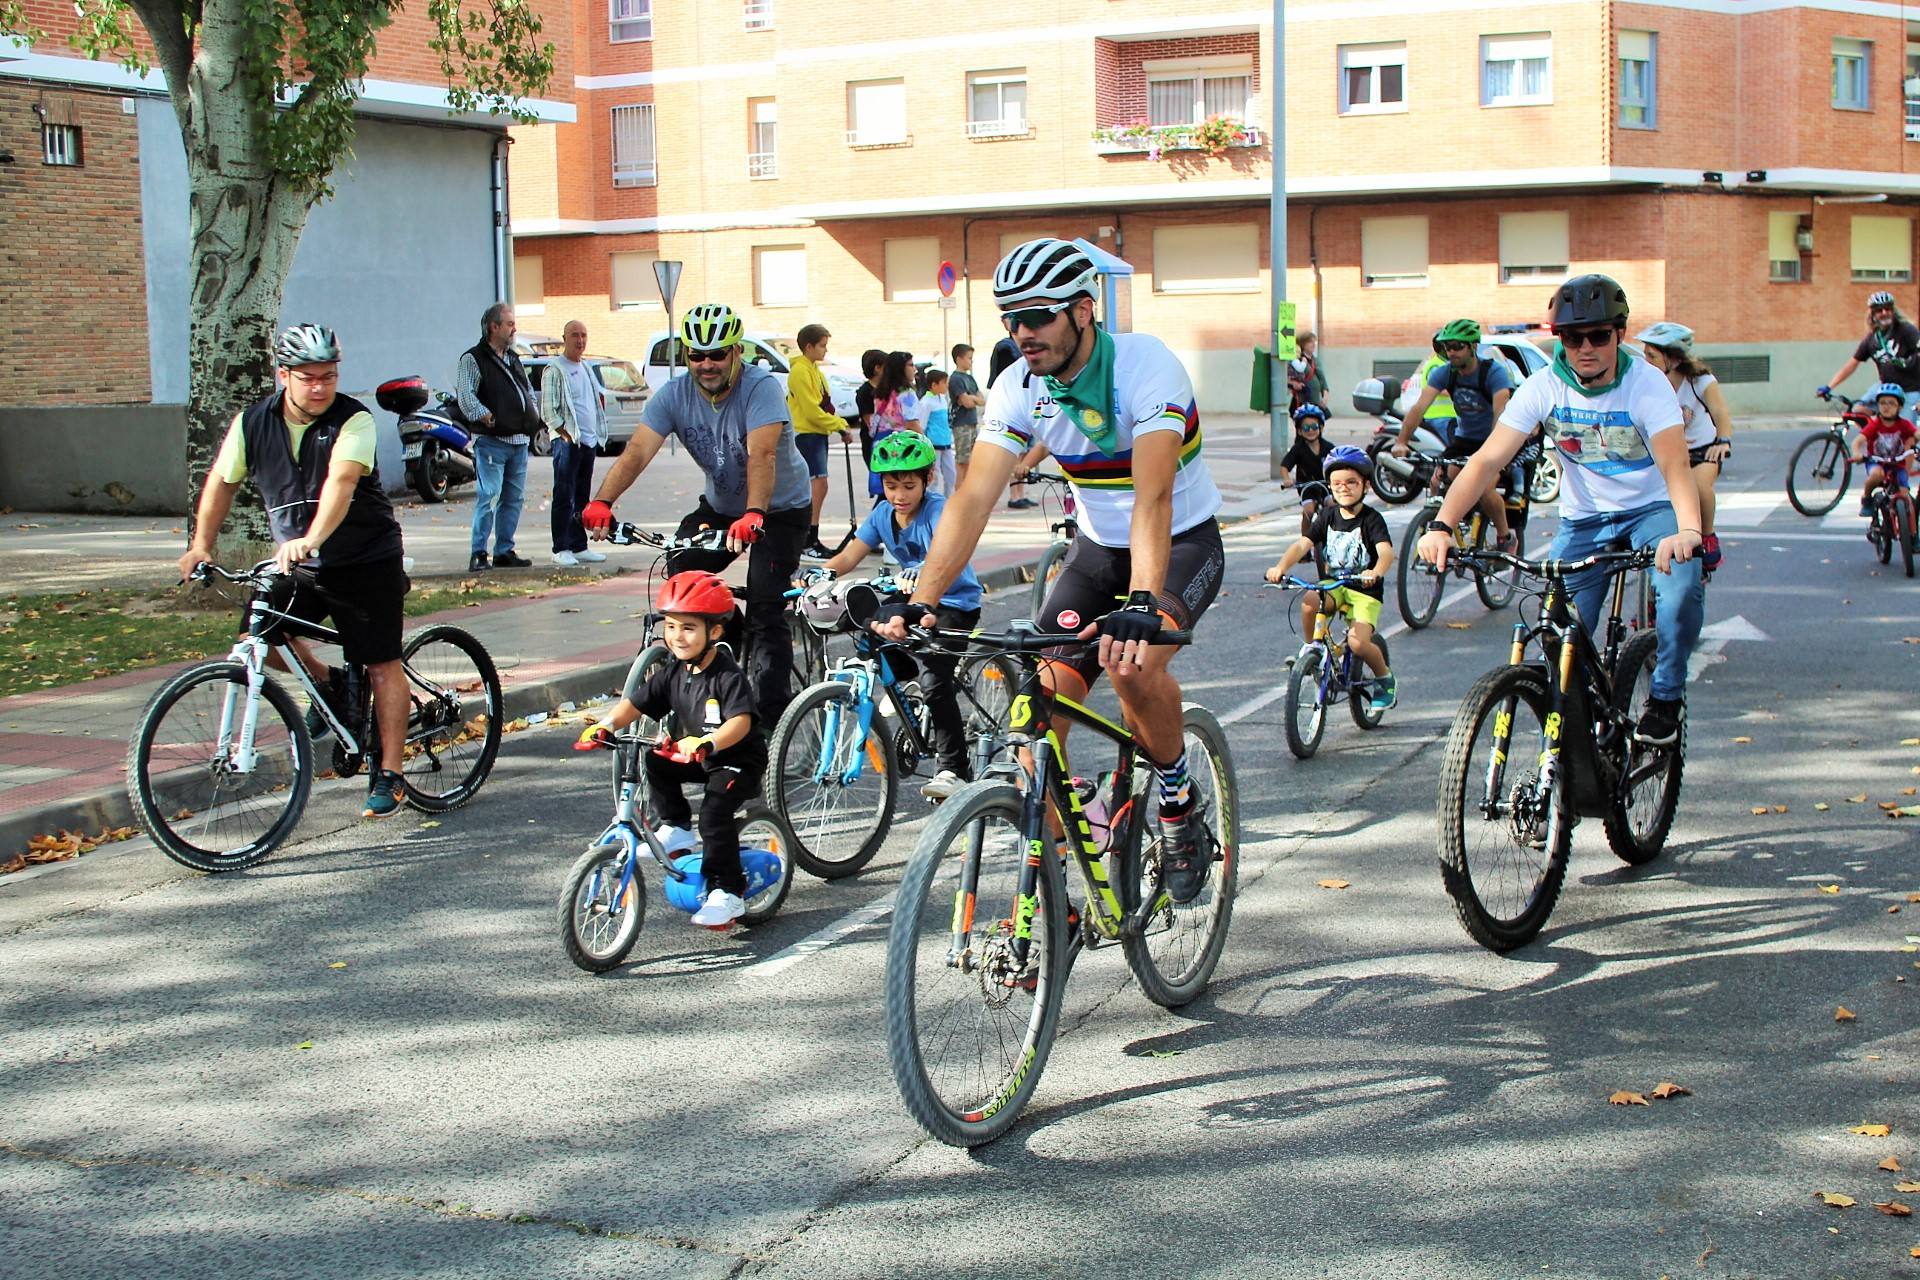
[806,432,984,801]
[1264,446,1398,712]
[576,571,765,929]
[1854,382,1918,516]
[1278,403,1333,534]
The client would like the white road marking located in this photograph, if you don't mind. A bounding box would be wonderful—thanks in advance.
[1712,491,1789,528]
[741,887,902,979]
[1686,614,1770,684]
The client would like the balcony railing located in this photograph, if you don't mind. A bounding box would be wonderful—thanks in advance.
[743,0,772,29]
[1907,92,1920,141]
[845,129,911,149]
[965,117,1033,140]
[1091,122,1264,156]
[748,151,777,179]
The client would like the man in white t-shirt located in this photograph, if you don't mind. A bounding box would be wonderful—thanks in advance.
[871,238,1225,904]
[1418,274,1704,746]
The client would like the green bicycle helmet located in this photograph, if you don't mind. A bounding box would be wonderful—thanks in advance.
[680,302,744,351]
[871,432,937,473]
[1436,318,1482,346]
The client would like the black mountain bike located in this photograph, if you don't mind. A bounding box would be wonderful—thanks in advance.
[1789,394,1867,517]
[129,562,503,871]
[1435,546,1684,952]
[884,623,1238,1146]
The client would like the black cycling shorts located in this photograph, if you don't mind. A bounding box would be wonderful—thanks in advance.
[290,556,411,666]
[1442,432,1492,464]
[1686,442,1724,469]
[1034,519,1225,687]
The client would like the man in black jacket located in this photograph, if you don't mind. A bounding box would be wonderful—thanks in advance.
[175,323,413,818]
[455,301,541,571]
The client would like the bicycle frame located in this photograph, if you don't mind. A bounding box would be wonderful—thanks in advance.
[812,636,929,786]
[585,740,693,901]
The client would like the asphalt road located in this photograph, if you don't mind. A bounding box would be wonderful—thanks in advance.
[5,428,1920,1279]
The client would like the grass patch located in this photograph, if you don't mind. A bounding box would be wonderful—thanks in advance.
[0,571,611,699]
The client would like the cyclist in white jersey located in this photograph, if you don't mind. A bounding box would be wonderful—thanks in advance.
[871,238,1225,902]
[1418,274,1703,747]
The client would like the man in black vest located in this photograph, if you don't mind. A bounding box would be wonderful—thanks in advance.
[176,323,413,819]
[455,301,540,572]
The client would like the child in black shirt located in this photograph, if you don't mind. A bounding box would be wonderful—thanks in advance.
[1280,403,1333,534]
[578,570,764,929]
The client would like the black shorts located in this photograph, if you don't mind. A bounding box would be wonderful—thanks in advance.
[1034,519,1225,686]
[290,556,410,666]
[1442,432,1492,464]
[1686,442,1723,469]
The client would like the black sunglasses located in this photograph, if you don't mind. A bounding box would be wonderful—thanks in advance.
[685,348,732,364]
[1440,341,1472,353]
[1557,327,1618,350]
[1000,300,1074,333]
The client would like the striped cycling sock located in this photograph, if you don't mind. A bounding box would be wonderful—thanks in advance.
[1153,750,1192,817]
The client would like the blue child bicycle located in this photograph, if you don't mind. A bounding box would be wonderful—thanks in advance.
[1267,575,1395,759]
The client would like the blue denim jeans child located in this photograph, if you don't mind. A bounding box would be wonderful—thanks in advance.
[470,435,528,558]
[1548,499,1704,702]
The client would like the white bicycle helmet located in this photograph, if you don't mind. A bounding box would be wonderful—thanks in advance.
[993,238,1099,309]
[1632,321,1694,354]
[274,322,341,367]
[798,578,854,633]
[1869,290,1897,308]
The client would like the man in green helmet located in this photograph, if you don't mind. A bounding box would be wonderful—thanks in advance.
[1393,317,1518,550]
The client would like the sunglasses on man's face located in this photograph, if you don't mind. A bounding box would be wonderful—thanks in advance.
[999,300,1074,334]
[686,348,732,364]
[1557,327,1618,350]
[1441,341,1471,354]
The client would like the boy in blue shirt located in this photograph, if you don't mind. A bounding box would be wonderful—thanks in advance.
[813,431,982,799]
[915,369,957,494]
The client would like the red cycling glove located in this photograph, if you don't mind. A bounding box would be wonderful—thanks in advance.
[582,499,615,534]
[727,508,766,545]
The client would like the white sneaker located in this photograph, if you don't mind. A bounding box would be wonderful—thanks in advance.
[552,550,580,567]
[574,548,607,563]
[920,769,965,801]
[690,889,745,929]
[652,823,697,859]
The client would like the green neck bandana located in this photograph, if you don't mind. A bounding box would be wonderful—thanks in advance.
[1042,326,1119,456]
[1551,342,1635,397]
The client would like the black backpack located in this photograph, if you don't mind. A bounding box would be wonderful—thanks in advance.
[1444,359,1496,412]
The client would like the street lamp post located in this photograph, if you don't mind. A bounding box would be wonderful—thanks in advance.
[1268,0,1289,479]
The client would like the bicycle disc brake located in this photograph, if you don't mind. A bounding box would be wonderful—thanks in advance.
[977,924,1035,1006]
[1505,776,1550,851]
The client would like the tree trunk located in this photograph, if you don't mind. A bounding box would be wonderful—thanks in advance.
[175,0,317,558]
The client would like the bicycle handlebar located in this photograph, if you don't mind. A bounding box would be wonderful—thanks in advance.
[1452,545,1656,580]
[914,622,1193,653]
[1264,574,1374,592]
[181,559,286,588]
[608,523,730,553]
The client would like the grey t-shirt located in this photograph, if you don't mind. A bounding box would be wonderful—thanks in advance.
[948,370,980,428]
[642,365,810,515]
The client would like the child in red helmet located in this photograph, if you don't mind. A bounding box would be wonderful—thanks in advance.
[577,570,764,928]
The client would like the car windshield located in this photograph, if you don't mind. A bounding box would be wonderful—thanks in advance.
[595,360,645,392]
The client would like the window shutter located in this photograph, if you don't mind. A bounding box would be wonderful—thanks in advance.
[1499,212,1570,269]
[1852,215,1911,273]
[611,251,662,308]
[1618,30,1653,63]
[755,246,808,308]
[39,93,79,126]
[1767,212,1801,263]
[1361,216,1429,283]
[1152,224,1259,293]
[884,237,941,302]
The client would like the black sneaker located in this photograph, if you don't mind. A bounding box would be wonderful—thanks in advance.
[468,552,490,572]
[1007,497,1038,510]
[801,540,834,561]
[303,665,346,740]
[1159,806,1210,904]
[1635,697,1684,746]
[491,551,531,568]
[363,769,405,818]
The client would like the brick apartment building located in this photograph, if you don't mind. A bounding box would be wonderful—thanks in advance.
[511,0,1920,412]
[0,4,575,509]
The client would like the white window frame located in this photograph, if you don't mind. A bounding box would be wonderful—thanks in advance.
[1905,40,1920,141]
[1618,30,1655,129]
[1360,215,1429,289]
[609,0,651,44]
[749,99,777,179]
[743,0,773,31]
[1338,42,1406,116]
[40,123,80,166]
[1144,55,1253,127]
[1768,212,1803,283]
[1498,211,1570,285]
[1481,33,1552,108]
[966,69,1030,138]
[611,104,656,188]
[1834,38,1871,111]
[846,79,910,148]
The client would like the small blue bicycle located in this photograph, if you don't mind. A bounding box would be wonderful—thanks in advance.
[1266,575,1394,759]
[767,573,1015,879]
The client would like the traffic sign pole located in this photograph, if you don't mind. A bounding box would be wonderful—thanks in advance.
[937,261,957,368]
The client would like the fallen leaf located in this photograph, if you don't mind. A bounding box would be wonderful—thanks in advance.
[1880,1156,1903,1172]
[1903,737,1920,747]
[1142,1048,1182,1059]
[1838,1006,1858,1021]
[1650,1081,1691,1100]
[1732,736,1752,744]
[1444,621,1472,630]
[1852,1123,1893,1137]
[1815,803,1832,812]
[1817,1191,1857,1207]
[1820,884,1842,894]
[418,820,442,829]
[1316,878,1350,890]
[1893,905,1904,914]
[1895,807,1920,819]
[1896,1181,1920,1193]
[1907,788,1919,797]
[1849,794,1870,804]
[1909,894,1920,903]
[1874,1201,1913,1216]
[1609,1090,1650,1106]
[1774,804,1789,813]
[1882,802,1902,812]
[560,607,581,614]
[326,962,347,970]
[1751,806,1770,816]
[294,1040,314,1050]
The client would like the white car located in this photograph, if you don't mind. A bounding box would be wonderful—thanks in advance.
[643,332,865,417]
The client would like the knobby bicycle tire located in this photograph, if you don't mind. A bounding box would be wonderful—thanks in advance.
[559,841,647,972]
[1436,664,1571,952]
[885,781,1067,1147]
[1602,630,1683,866]
[128,661,313,873]
[1349,634,1392,730]
[1284,649,1327,759]
[1786,431,1851,517]
[1397,510,1446,630]
[1029,539,1070,620]
[769,679,897,878]
[1877,511,1895,564]
[1122,704,1240,1009]
[1475,524,1524,611]
[397,624,503,813]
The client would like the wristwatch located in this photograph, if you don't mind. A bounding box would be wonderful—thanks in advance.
[1424,519,1452,534]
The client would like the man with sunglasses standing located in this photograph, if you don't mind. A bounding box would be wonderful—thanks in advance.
[1392,318,1517,552]
[872,238,1225,904]
[581,302,811,728]
[1417,275,1702,748]
[1819,291,1920,418]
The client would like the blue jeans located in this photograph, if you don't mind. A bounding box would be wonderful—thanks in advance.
[1549,500,1704,702]
[470,435,527,557]
[550,438,596,554]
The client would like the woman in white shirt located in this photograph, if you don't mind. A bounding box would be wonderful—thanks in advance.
[1636,322,1732,575]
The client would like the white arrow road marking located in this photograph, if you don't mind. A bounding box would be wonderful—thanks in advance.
[1688,613,1770,683]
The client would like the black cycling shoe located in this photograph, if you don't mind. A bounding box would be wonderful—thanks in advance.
[1159,806,1210,904]
[1635,697,1684,746]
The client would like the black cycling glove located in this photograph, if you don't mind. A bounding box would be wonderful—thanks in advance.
[872,599,934,631]
[1099,591,1163,645]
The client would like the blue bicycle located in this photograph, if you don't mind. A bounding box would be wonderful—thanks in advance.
[768,574,1015,878]
[1267,575,1394,759]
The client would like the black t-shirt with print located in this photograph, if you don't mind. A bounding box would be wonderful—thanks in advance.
[632,651,765,767]
[1307,503,1392,601]
[1281,436,1330,487]
[1854,320,1920,392]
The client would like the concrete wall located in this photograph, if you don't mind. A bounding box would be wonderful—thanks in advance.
[0,404,188,513]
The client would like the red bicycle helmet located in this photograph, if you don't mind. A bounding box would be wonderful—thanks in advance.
[656,570,734,618]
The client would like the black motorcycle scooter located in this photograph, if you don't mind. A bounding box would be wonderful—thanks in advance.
[377,375,477,504]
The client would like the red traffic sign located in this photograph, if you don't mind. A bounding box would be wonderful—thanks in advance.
[936,261,957,297]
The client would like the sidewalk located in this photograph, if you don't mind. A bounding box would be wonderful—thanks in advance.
[0,414,1300,859]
